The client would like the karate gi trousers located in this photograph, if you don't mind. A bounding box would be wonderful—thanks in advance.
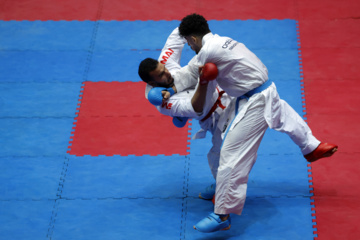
[214,83,320,215]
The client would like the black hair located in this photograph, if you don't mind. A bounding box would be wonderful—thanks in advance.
[179,13,211,37]
[138,58,158,83]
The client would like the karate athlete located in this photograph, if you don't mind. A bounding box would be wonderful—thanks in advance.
[138,28,245,197]
[177,13,338,233]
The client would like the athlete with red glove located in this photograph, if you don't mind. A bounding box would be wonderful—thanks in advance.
[178,13,338,233]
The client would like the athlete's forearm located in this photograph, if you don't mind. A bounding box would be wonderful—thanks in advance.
[191,83,208,114]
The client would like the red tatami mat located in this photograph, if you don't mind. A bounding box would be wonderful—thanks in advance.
[304,79,359,116]
[310,153,360,239]
[297,0,360,20]
[299,19,360,48]
[0,0,100,21]
[76,81,161,117]
[100,0,298,20]
[0,0,297,20]
[299,19,360,81]
[306,113,357,155]
[68,115,190,156]
[313,196,360,239]
[68,82,190,156]
[299,0,360,238]
[311,153,360,198]
[301,48,360,81]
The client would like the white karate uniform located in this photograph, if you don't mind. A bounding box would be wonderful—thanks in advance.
[176,32,321,215]
[144,28,237,178]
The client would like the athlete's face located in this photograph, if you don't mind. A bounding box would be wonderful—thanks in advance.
[148,63,174,88]
[185,36,202,54]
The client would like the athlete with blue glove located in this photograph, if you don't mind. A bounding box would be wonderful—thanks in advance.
[138,27,244,199]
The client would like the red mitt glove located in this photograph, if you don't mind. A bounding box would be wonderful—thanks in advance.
[200,63,218,85]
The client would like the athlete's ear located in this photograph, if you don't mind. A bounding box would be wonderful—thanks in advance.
[191,35,199,44]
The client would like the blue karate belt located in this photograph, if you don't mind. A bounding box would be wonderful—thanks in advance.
[222,80,274,147]
[244,80,273,98]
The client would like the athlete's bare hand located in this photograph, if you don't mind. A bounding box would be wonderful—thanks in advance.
[162,91,171,101]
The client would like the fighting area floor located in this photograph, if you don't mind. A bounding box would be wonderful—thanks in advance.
[1,0,359,239]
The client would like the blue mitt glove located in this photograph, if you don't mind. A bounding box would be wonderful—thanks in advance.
[148,87,175,106]
[173,116,189,128]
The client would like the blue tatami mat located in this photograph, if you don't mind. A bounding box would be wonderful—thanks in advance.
[93,20,298,51]
[0,21,94,50]
[0,20,301,83]
[209,19,298,50]
[0,21,93,83]
[91,20,299,82]
[0,82,82,117]
[247,154,311,197]
[0,200,54,240]
[0,51,87,82]
[94,20,181,51]
[62,155,187,199]
[51,198,184,240]
[0,156,65,200]
[88,50,160,82]
[0,118,74,157]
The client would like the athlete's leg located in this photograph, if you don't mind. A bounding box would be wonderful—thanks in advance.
[273,99,320,155]
[215,96,268,215]
[207,126,223,179]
